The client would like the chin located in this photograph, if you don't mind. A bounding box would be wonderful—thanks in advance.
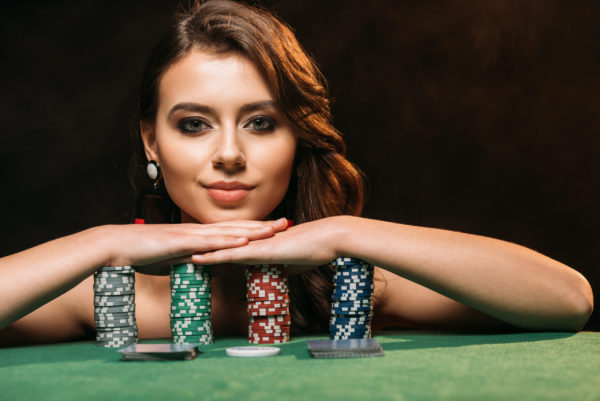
[183,207,271,224]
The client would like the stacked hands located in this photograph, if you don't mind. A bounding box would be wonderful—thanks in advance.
[110,217,342,275]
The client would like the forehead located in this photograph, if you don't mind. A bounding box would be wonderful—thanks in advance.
[158,50,273,109]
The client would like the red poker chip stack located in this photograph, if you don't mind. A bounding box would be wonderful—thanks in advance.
[246,264,291,344]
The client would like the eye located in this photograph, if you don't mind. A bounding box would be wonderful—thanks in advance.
[177,117,211,134]
[246,116,275,132]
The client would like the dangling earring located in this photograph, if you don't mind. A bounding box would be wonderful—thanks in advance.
[146,160,162,189]
[134,161,179,225]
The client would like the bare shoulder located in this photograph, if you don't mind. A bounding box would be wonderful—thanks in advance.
[0,276,95,346]
[372,267,512,331]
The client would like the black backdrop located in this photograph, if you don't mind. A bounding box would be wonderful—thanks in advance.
[1,0,599,330]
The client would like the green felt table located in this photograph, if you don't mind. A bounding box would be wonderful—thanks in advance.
[1,332,598,401]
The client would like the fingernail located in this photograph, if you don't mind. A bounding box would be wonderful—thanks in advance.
[286,219,294,228]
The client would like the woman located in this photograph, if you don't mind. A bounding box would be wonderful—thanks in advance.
[0,0,592,346]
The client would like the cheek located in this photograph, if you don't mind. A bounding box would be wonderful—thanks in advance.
[155,134,210,193]
[158,141,191,178]
[254,137,296,190]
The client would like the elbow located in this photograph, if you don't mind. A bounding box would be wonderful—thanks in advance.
[562,277,594,332]
[564,301,593,333]
[572,292,594,332]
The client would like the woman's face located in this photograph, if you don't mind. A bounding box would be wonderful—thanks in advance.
[141,50,297,223]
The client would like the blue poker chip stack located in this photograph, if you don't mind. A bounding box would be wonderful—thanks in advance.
[94,266,138,347]
[330,258,374,340]
[170,263,213,344]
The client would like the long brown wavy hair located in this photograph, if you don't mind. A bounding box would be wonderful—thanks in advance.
[130,0,366,333]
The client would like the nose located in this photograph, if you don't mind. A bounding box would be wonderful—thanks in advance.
[211,124,246,171]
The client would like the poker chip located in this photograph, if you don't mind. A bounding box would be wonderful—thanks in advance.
[171,292,211,299]
[246,265,291,344]
[328,324,370,332]
[332,288,372,298]
[96,327,138,335]
[172,334,210,340]
[331,302,372,314]
[170,263,213,344]
[226,346,281,357]
[171,298,212,305]
[250,315,292,326]
[94,311,136,319]
[247,292,288,300]
[171,299,212,307]
[94,266,138,347]
[334,283,375,291]
[329,257,374,340]
[247,300,290,310]
[94,290,135,304]
[95,305,135,314]
[98,266,136,272]
[172,319,212,328]
[330,315,372,325]
[94,281,135,290]
[171,327,212,336]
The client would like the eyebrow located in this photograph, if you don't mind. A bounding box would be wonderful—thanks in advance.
[167,100,277,118]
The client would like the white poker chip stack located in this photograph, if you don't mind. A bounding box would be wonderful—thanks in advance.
[93,266,138,347]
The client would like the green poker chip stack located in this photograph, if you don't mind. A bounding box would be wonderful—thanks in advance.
[170,263,213,344]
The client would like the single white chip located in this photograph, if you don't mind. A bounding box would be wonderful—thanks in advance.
[226,346,281,357]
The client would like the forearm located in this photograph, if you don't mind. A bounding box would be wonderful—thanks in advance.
[335,216,593,331]
[0,219,287,330]
[0,226,111,329]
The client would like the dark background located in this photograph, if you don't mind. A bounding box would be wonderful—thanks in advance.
[1,0,598,330]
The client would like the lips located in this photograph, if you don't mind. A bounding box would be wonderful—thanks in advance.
[204,181,255,203]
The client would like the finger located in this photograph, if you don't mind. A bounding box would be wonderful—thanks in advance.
[271,218,289,233]
[183,235,249,253]
[191,246,259,265]
[180,225,277,240]
[137,236,249,273]
[206,218,287,230]
[177,220,287,240]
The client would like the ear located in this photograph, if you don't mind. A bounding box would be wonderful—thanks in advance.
[140,120,159,163]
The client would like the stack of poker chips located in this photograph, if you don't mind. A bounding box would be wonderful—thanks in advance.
[94,266,138,347]
[170,263,213,344]
[246,265,291,344]
[330,257,374,340]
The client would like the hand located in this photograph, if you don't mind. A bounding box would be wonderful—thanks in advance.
[190,216,347,274]
[104,218,289,275]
